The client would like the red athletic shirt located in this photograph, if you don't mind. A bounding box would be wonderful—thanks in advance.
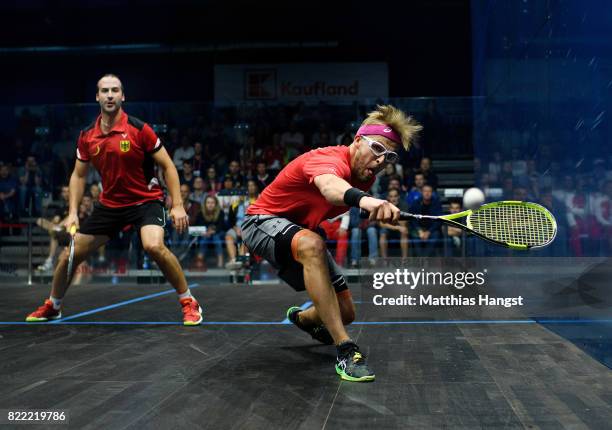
[76,110,164,208]
[247,146,374,230]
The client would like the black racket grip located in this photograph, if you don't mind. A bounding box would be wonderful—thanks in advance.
[359,209,411,220]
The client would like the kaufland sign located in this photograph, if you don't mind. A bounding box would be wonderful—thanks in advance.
[215,63,388,104]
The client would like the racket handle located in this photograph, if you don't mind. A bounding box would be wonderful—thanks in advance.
[359,209,412,220]
[69,225,77,235]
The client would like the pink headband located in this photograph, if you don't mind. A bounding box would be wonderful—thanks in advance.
[356,124,402,145]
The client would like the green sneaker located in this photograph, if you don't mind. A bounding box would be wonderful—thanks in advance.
[335,342,375,382]
[286,306,334,345]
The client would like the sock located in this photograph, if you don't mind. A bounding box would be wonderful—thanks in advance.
[336,339,358,356]
[178,289,193,301]
[49,296,62,310]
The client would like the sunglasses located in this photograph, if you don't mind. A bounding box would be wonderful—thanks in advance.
[359,135,399,164]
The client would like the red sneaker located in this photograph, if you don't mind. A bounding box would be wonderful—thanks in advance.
[26,299,62,322]
[180,297,203,326]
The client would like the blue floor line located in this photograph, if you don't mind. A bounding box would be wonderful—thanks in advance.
[3,318,611,326]
[280,300,313,324]
[50,283,200,323]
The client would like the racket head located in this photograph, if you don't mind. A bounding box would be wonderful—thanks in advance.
[465,201,557,249]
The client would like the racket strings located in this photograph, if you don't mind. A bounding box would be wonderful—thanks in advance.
[468,205,555,246]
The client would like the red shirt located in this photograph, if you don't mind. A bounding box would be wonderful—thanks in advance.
[247,146,374,230]
[76,110,164,208]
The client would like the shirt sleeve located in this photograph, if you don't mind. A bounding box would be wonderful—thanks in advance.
[76,131,90,162]
[141,123,163,153]
[302,151,351,184]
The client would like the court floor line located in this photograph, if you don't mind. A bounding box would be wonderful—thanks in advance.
[50,283,200,323]
[2,319,611,326]
[280,300,313,324]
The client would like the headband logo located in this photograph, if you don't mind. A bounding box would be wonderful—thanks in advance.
[383,127,392,133]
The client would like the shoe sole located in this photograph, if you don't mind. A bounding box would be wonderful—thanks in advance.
[335,365,375,382]
[25,313,62,322]
[183,306,203,326]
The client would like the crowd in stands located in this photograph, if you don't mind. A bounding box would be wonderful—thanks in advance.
[1,102,610,276]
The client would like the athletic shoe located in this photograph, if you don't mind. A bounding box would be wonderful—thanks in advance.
[180,297,203,326]
[335,342,375,382]
[286,306,334,345]
[25,299,62,322]
[36,258,53,272]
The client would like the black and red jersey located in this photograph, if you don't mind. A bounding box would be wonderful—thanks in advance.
[76,110,164,208]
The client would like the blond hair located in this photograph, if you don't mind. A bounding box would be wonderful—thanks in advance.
[361,104,422,151]
[202,195,221,222]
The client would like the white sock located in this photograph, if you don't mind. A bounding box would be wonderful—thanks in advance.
[178,290,193,301]
[49,296,63,310]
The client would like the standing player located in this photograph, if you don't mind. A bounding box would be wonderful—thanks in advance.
[242,105,421,381]
[26,74,203,325]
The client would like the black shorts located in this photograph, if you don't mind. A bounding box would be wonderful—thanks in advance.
[79,200,166,238]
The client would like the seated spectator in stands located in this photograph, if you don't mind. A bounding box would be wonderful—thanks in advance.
[217,175,240,215]
[181,184,201,225]
[195,195,226,269]
[379,188,410,258]
[319,212,349,266]
[263,138,284,172]
[179,160,195,189]
[204,166,222,195]
[190,177,206,205]
[311,123,335,148]
[226,159,246,188]
[445,199,463,257]
[377,163,400,196]
[502,177,514,200]
[512,185,529,202]
[255,160,274,191]
[35,185,70,271]
[349,206,378,267]
[385,176,405,200]
[409,185,442,257]
[81,193,94,217]
[406,172,427,205]
[280,122,305,153]
[18,155,44,216]
[172,136,195,171]
[89,183,101,202]
[0,164,18,221]
[416,157,438,190]
[191,142,205,177]
[225,180,259,269]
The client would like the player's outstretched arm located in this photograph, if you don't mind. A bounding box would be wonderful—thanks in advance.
[65,159,89,230]
[313,174,400,224]
[152,147,188,233]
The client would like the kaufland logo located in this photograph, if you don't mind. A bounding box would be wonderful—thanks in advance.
[245,69,277,99]
[280,80,359,96]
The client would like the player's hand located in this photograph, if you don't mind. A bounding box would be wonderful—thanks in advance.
[171,206,189,234]
[63,213,79,233]
[360,196,401,224]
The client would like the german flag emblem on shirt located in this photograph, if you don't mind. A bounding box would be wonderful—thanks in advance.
[119,140,130,152]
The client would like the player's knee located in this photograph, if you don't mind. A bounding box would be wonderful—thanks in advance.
[143,243,165,258]
[295,233,326,261]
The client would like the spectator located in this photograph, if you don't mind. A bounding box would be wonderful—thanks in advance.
[409,185,442,256]
[173,136,195,171]
[180,184,201,225]
[217,174,240,215]
[416,157,438,189]
[18,155,44,216]
[191,142,206,177]
[255,160,274,191]
[194,195,226,268]
[379,188,410,258]
[190,177,206,205]
[406,172,426,205]
[179,160,195,189]
[89,183,101,202]
[0,164,18,221]
[204,166,222,195]
[35,185,70,271]
[280,122,305,152]
[445,199,463,257]
[311,123,335,148]
[349,206,378,267]
[377,163,399,196]
[225,179,259,269]
[226,159,246,188]
[319,212,350,267]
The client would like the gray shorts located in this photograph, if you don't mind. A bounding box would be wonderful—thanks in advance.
[241,214,348,293]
